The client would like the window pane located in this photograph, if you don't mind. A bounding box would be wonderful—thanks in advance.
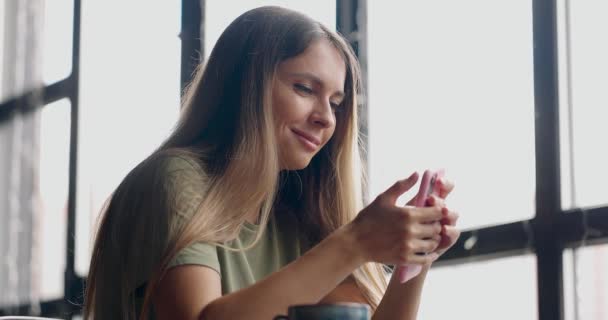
[205,0,336,60]
[0,1,44,102]
[39,98,71,300]
[368,2,536,230]
[564,244,608,320]
[0,0,6,94]
[558,1,608,210]
[42,0,74,84]
[420,255,538,320]
[75,1,181,276]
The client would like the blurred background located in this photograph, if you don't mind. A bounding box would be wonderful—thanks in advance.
[0,0,606,319]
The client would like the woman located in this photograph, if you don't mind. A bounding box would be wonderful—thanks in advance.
[83,6,460,320]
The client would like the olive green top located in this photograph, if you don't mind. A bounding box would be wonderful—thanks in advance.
[119,154,309,319]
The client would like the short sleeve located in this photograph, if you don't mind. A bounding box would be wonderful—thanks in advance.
[162,155,221,275]
[163,156,208,222]
[167,241,221,275]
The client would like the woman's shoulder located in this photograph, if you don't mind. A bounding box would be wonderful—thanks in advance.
[120,149,211,210]
[141,149,210,186]
[151,149,207,174]
[148,149,212,218]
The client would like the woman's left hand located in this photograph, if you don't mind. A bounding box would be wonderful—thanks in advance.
[433,198,460,257]
[407,177,460,259]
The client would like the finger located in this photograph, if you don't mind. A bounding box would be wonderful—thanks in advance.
[440,209,459,226]
[405,196,417,206]
[421,234,442,250]
[425,194,445,208]
[437,225,461,250]
[447,211,460,226]
[445,225,461,242]
[412,221,442,238]
[436,177,455,199]
[410,206,443,223]
[380,172,419,204]
[408,252,439,265]
[430,234,442,242]
[411,238,440,254]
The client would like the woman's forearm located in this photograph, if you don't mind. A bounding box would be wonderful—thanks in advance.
[200,224,364,320]
[372,264,430,320]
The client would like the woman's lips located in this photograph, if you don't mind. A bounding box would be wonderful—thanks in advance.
[291,129,320,151]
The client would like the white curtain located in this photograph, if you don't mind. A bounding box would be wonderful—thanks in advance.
[0,0,44,313]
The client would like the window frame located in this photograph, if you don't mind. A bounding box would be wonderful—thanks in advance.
[0,1,606,319]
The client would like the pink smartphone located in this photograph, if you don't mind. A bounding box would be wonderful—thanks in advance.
[414,170,441,207]
[396,169,444,283]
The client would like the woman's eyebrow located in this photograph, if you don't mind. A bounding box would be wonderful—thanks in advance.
[288,71,345,99]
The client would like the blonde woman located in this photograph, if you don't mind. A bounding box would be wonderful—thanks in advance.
[83,6,460,320]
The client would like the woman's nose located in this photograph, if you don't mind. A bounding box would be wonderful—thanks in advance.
[311,100,335,128]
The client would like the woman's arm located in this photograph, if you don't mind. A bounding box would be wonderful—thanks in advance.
[315,266,430,320]
[320,206,460,320]
[154,225,364,320]
[371,265,430,320]
[318,276,369,305]
[154,176,443,320]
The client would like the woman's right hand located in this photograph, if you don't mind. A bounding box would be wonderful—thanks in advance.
[348,172,443,266]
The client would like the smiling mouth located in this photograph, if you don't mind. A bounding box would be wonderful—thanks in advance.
[291,129,320,151]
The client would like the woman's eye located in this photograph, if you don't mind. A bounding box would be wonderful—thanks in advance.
[294,84,313,94]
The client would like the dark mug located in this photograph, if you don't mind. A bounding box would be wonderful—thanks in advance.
[273,302,370,320]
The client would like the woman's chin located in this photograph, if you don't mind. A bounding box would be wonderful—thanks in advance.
[280,156,312,171]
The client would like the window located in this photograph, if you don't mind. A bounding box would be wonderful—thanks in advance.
[558,4,608,318]
[367,2,536,230]
[38,99,71,300]
[558,0,608,211]
[564,244,608,320]
[420,255,538,320]
[2,2,607,319]
[74,1,181,276]
[0,0,6,92]
[42,0,74,84]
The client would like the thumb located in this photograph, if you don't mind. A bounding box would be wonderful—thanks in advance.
[381,172,419,204]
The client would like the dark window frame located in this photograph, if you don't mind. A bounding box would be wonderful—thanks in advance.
[0,1,606,319]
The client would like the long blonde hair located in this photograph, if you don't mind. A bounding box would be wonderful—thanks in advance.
[83,6,387,319]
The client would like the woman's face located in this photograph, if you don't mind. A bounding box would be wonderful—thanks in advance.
[272,39,346,170]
